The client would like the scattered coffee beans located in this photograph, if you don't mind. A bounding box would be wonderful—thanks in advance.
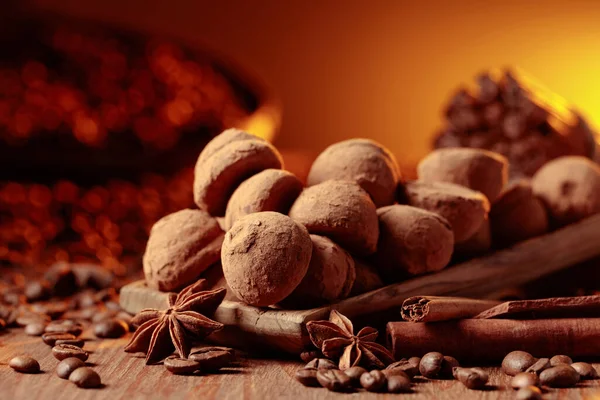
[452,367,489,390]
[549,354,573,366]
[525,358,550,375]
[570,362,599,380]
[300,350,321,363]
[305,358,337,370]
[516,386,543,400]
[501,351,537,376]
[69,367,102,388]
[419,352,445,378]
[45,320,83,336]
[188,347,235,372]
[295,368,320,387]
[94,319,128,338]
[164,356,202,375]
[440,355,460,378]
[16,313,50,327]
[52,344,89,361]
[385,359,419,378]
[387,374,412,393]
[317,369,353,392]
[42,332,77,346]
[56,357,86,379]
[344,366,367,387]
[360,370,387,392]
[539,365,580,388]
[24,322,46,336]
[55,338,85,348]
[511,372,540,390]
[9,355,40,373]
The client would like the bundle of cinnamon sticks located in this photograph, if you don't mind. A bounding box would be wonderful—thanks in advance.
[388,295,600,361]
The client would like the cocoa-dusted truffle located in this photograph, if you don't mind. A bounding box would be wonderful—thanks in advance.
[306,139,401,207]
[349,259,384,296]
[402,181,490,243]
[143,209,224,292]
[288,180,379,255]
[454,218,491,257]
[531,156,600,227]
[224,169,303,230]
[281,235,355,308]
[221,212,312,307]
[417,148,509,202]
[376,205,454,281]
[197,128,265,165]
[194,139,284,215]
[491,179,548,246]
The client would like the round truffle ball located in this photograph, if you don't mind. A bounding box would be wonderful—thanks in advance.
[194,139,284,216]
[402,181,490,243]
[491,179,549,246]
[281,235,355,308]
[143,209,224,292]
[376,205,454,281]
[454,218,491,258]
[221,212,312,307]
[197,128,265,165]
[417,148,509,203]
[349,259,384,296]
[288,180,379,255]
[531,156,600,227]
[225,169,303,230]
[307,139,401,207]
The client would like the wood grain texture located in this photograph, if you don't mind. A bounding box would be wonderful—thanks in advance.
[120,213,600,354]
[1,329,599,399]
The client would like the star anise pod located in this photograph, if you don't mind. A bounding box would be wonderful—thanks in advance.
[306,310,394,370]
[124,279,226,364]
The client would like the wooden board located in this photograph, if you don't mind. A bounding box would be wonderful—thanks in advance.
[120,213,600,354]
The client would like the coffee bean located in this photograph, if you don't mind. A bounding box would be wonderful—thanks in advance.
[69,367,102,388]
[383,367,411,380]
[24,322,46,336]
[419,352,445,378]
[387,374,412,393]
[539,365,580,388]
[164,356,201,375]
[295,368,319,387]
[24,281,51,302]
[408,356,421,366]
[440,355,460,378]
[525,358,550,375]
[55,338,85,348]
[91,310,118,323]
[64,307,97,321]
[344,366,367,386]
[300,350,321,363]
[9,355,40,373]
[571,362,598,380]
[42,332,77,346]
[52,344,89,361]
[549,355,573,366]
[0,305,18,325]
[45,320,83,336]
[305,358,337,370]
[360,370,387,392]
[189,347,235,372]
[452,367,488,390]
[16,312,50,327]
[317,369,352,392]
[501,351,537,376]
[385,360,418,378]
[56,357,86,379]
[511,372,539,390]
[31,302,68,319]
[516,386,542,400]
[45,264,78,297]
[76,292,98,309]
[94,319,128,338]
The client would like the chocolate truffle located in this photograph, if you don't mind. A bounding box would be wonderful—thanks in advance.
[376,205,454,281]
[306,139,401,207]
[288,180,379,255]
[491,179,549,246]
[402,181,490,243]
[197,128,265,165]
[281,235,355,308]
[349,259,384,296]
[143,209,224,292]
[221,212,312,307]
[194,139,284,216]
[224,169,303,230]
[454,218,491,257]
[417,148,509,202]
[531,156,600,227]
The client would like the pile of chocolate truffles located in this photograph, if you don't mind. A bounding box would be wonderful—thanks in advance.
[143,128,600,308]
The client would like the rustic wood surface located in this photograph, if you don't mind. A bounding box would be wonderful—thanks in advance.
[1,327,599,399]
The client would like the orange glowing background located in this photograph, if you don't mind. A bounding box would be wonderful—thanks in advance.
[29,0,600,167]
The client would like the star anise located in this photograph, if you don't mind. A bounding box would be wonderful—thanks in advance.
[124,279,226,364]
[306,310,394,370]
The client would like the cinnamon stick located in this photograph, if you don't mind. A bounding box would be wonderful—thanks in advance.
[473,295,600,319]
[387,319,600,361]
[401,296,500,322]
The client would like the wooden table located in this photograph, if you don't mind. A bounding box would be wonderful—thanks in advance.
[1,329,599,399]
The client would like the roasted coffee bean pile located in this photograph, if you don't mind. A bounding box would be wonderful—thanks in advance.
[433,69,597,178]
